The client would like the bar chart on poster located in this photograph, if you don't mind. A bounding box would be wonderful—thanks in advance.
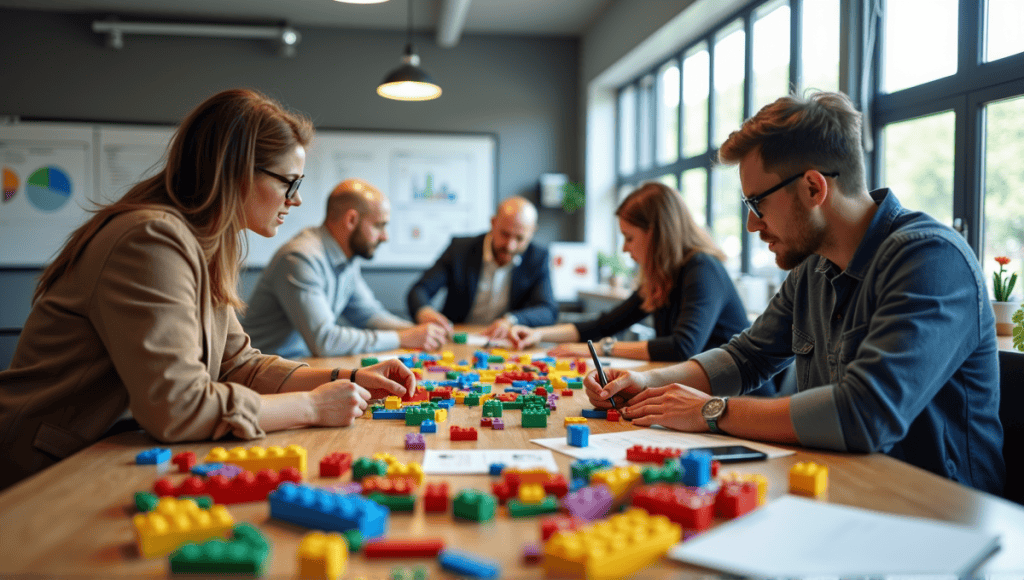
[0,120,496,268]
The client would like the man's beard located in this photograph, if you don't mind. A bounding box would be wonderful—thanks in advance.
[770,203,826,270]
[351,228,377,259]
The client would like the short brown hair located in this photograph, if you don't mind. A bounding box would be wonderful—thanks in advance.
[718,91,866,196]
[617,182,726,312]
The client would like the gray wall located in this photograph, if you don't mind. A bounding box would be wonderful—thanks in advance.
[0,8,582,369]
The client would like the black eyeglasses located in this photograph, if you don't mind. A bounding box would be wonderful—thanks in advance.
[257,167,304,200]
[742,171,839,218]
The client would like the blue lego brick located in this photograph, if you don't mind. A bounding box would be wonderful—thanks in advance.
[190,463,225,476]
[532,356,556,365]
[372,409,406,420]
[489,463,506,476]
[436,399,455,409]
[136,447,171,465]
[581,408,607,419]
[570,458,613,482]
[420,420,437,433]
[680,450,713,487]
[566,424,589,447]
[268,482,388,539]
[438,548,500,579]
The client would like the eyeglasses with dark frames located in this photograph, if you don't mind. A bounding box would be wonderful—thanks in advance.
[742,170,839,219]
[257,167,304,200]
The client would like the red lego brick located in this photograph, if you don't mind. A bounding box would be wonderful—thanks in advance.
[542,474,569,498]
[573,359,587,374]
[714,480,758,519]
[404,387,430,403]
[490,481,515,505]
[631,484,715,530]
[424,482,450,513]
[534,386,548,397]
[532,361,549,373]
[319,452,353,478]
[606,410,620,421]
[625,445,683,463]
[480,417,493,427]
[172,452,196,473]
[363,537,445,558]
[540,515,584,541]
[495,371,536,384]
[154,468,301,505]
[496,393,519,403]
[450,426,478,441]
[431,387,453,399]
[561,389,574,397]
[361,476,418,496]
[711,460,721,478]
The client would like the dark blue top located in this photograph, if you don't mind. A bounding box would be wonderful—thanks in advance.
[575,252,749,362]
[695,189,1005,494]
[406,234,558,327]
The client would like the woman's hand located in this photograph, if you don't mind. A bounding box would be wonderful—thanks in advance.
[352,359,417,400]
[509,325,542,350]
[583,368,652,409]
[546,343,591,358]
[307,380,371,427]
[620,383,711,430]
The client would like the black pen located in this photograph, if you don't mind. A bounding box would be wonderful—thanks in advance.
[587,339,618,412]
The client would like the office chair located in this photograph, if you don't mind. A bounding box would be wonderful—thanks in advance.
[999,349,1024,505]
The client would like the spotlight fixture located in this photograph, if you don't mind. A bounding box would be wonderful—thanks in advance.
[333,0,389,3]
[377,0,442,101]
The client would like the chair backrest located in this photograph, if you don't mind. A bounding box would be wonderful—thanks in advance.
[999,349,1024,504]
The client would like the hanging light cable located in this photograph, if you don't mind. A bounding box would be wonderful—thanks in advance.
[377,0,442,101]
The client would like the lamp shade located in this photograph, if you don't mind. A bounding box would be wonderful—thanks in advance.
[377,48,442,101]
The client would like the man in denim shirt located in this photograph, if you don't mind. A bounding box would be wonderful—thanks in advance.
[587,92,1004,494]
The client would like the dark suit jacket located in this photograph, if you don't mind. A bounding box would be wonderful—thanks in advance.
[407,234,558,327]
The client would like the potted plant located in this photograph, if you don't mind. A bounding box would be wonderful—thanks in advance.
[597,251,635,290]
[1013,305,1024,352]
[992,256,1019,336]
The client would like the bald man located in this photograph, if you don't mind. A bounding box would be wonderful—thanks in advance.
[244,179,447,356]
[407,196,558,339]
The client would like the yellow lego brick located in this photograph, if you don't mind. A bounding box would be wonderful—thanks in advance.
[434,408,448,423]
[550,376,567,390]
[372,452,398,466]
[384,396,402,410]
[564,416,588,427]
[205,444,307,473]
[479,393,492,405]
[133,497,233,558]
[542,508,681,579]
[518,483,546,504]
[453,364,470,372]
[504,362,519,371]
[519,354,532,364]
[556,360,571,371]
[590,466,642,501]
[789,461,828,497]
[387,461,424,485]
[441,350,455,361]
[724,472,769,505]
[490,348,510,358]
[454,392,466,404]
[298,531,347,580]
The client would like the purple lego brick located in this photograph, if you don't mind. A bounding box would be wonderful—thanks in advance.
[560,484,612,521]
[522,543,543,564]
[405,433,426,450]
[206,464,245,478]
[323,482,363,495]
[490,418,504,430]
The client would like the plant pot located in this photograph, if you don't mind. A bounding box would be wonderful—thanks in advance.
[992,300,1021,336]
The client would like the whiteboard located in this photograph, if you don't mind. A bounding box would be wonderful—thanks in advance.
[0,120,496,268]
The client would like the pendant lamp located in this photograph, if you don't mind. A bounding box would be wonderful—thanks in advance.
[377,0,442,101]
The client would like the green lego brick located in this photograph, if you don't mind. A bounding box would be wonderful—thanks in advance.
[566,380,584,390]
[464,394,480,406]
[506,495,559,518]
[169,523,269,575]
[352,457,388,481]
[342,529,363,552]
[134,491,159,513]
[452,332,467,344]
[405,407,433,426]
[522,408,548,428]
[367,492,416,512]
[502,399,524,410]
[361,357,379,367]
[446,371,460,380]
[482,399,503,417]
[487,355,505,363]
[452,489,497,522]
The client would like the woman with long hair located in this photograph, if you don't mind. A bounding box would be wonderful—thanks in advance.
[511,182,749,362]
[0,89,413,490]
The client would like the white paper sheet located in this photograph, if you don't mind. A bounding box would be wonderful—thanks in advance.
[422,449,559,474]
[530,427,793,464]
[669,495,1000,577]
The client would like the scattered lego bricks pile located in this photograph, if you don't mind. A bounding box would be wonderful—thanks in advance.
[126,348,829,578]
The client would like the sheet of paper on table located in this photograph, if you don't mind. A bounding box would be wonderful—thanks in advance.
[422,449,559,474]
[531,427,794,464]
[669,495,1000,577]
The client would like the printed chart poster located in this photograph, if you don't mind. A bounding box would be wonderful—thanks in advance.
[548,242,597,302]
[96,125,174,205]
[0,123,94,266]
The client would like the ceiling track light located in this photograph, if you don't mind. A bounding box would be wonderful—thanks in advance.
[377,0,442,101]
[91,18,301,57]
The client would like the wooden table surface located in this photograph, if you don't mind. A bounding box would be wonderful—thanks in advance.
[2,333,1023,577]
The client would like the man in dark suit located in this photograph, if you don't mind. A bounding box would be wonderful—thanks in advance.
[407,196,558,339]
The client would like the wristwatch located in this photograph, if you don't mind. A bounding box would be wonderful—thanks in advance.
[701,396,729,434]
[600,336,616,357]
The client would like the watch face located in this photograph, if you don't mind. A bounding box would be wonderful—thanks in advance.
[703,398,725,418]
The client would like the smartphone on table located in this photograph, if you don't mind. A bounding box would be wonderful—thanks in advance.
[689,445,768,463]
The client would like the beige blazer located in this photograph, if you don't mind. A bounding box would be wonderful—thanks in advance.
[0,208,304,489]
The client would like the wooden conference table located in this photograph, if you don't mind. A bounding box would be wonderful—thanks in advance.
[1,332,1023,578]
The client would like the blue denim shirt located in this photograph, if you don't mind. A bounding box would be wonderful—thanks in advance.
[693,189,1004,494]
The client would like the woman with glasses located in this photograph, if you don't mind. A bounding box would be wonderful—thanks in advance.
[0,89,414,490]
[510,182,750,364]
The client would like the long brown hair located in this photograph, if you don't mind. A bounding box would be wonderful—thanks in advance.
[35,89,314,311]
[617,182,726,311]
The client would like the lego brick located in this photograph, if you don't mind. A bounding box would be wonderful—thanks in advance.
[542,474,569,498]
[506,495,559,518]
[625,445,683,464]
[342,529,363,552]
[136,447,171,465]
[320,452,353,478]
[205,464,245,479]
[361,357,379,366]
[490,481,515,505]
[491,418,505,430]
[351,457,388,481]
[715,480,759,518]
[450,426,478,441]
[589,465,643,501]
[363,537,444,558]
[566,380,583,390]
[268,483,389,539]
[419,419,437,433]
[205,445,307,474]
[373,452,399,466]
[324,482,363,495]
[438,548,501,579]
[569,458,612,483]
[404,406,433,426]
[789,461,828,497]
[404,433,426,450]
[189,463,224,477]
[517,482,546,504]
[169,523,269,575]
[297,530,347,580]
[606,409,620,421]
[390,565,428,580]
[522,543,543,564]
[452,489,497,522]
[387,461,424,485]
[134,491,159,513]
[564,416,588,427]
[522,408,548,428]
[566,424,589,447]
[423,482,450,512]
[133,497,233,558]
[561,484,613,521]
[641,461,683,485]
[631,484,715,530]
[481,399,503,417]
[581,408,607,419]
[172,452,196,473]
[680,450,713,487]
[367,492,416,512]
[489,463,506,476]
[385,396,403,410]
[542,509,681,580]
[540,515,584,541]
[561,389,574,396]
[154,468,302,505]
[361,476,417,496]
[722,472,769,505]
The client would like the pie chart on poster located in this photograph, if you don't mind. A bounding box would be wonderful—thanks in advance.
[26,166,72,212]
[2,167,17,203]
